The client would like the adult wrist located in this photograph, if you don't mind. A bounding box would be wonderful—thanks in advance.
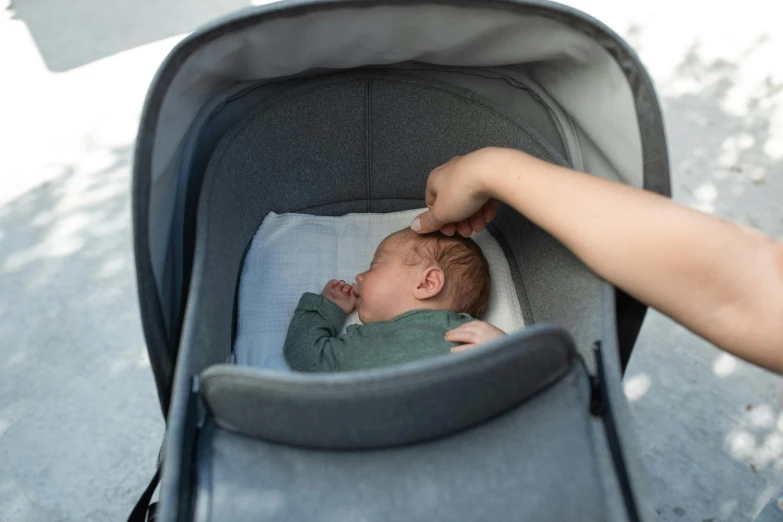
[472,147,529,201]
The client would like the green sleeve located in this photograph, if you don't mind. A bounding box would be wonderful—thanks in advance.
[284,293,348,372]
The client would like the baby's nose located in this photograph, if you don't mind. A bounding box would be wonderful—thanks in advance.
[355,272,364,283]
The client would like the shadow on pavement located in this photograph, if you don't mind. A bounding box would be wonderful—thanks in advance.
[8,0,251,72]
[0,143,164,521]
[629,36,783,522]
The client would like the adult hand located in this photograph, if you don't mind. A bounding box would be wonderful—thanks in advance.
[410,150,502,237]
[412,148,783,373]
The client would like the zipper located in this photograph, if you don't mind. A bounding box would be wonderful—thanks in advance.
[591,342,642,522]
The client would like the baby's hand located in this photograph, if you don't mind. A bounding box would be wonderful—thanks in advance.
[446,321,506,353]
[322,280,357,315]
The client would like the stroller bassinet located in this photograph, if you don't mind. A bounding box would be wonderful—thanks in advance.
[130,1,671,521]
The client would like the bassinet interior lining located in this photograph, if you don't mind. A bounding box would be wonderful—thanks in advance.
[180,72,606,376]
[233,209,527,369]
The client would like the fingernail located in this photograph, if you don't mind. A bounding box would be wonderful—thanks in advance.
[410,217,421,232]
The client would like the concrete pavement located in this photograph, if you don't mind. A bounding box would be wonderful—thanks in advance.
[0,1,781,520]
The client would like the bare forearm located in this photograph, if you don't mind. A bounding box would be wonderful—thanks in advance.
[483,148,783,371]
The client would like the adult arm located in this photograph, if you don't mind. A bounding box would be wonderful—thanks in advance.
[413,147,783,373]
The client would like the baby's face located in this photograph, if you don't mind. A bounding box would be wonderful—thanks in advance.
[353,235,419,323]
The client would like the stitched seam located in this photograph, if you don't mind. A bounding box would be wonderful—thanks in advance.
[567,114,584,171]
[486,222,535,325]
[293,198,422,213]
[365,80,373,212]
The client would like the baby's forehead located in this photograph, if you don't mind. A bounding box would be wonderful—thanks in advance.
[374,236,403,255]
[375,232,417,255]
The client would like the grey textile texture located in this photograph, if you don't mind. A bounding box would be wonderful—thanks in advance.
[186,72,582,376]
[134,1,671,412]
[164,66,571,349]
[369,77,564,201]
[492,206,605,363]
[158,72,635,522]
[375,65,570,166]
[136,0,658,293]
[194,363,622,522]
[201,325,575,449]
[597,284,658,521]
[166,80,297,330]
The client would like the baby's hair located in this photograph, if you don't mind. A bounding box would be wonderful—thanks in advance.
[394,229,491,318]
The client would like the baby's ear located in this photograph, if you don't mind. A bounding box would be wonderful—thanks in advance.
[414,267,445,300]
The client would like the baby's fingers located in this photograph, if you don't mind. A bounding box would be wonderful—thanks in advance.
[450,344,479,353]
[445,324,479,344]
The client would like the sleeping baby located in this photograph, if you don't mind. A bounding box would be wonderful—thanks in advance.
[284,228,497,372]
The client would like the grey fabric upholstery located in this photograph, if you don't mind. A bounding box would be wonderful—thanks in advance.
[492,207,605,356]
[181,72,605,378]
[367,75,565,201]
[136,2,671,519]
[159,71,618,522]
[135,1,671,423]
[194,363,619,522]
[165,65,582,335]
[597,285,658,521]
[371,65,572,165]
[138,1,669,304]
[200,325,575,449]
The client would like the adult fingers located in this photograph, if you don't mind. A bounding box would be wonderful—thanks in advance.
[440,223,457,236]
[469,211,486,233]
[411,210,444,234]
[482,199,500,222]
[456,219,473,237]
[424,185,437,208]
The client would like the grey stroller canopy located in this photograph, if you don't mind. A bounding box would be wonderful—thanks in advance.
[130,1,670,521]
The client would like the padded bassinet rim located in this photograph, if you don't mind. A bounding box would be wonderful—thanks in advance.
[202,323,577,450]
[158,289,654,522]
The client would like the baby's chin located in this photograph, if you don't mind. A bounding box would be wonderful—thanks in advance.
[357,307,371,324]
[357,305,384,324]
[358,305,406,324]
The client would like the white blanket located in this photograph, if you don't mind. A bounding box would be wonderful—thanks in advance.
[234,210,525,369]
